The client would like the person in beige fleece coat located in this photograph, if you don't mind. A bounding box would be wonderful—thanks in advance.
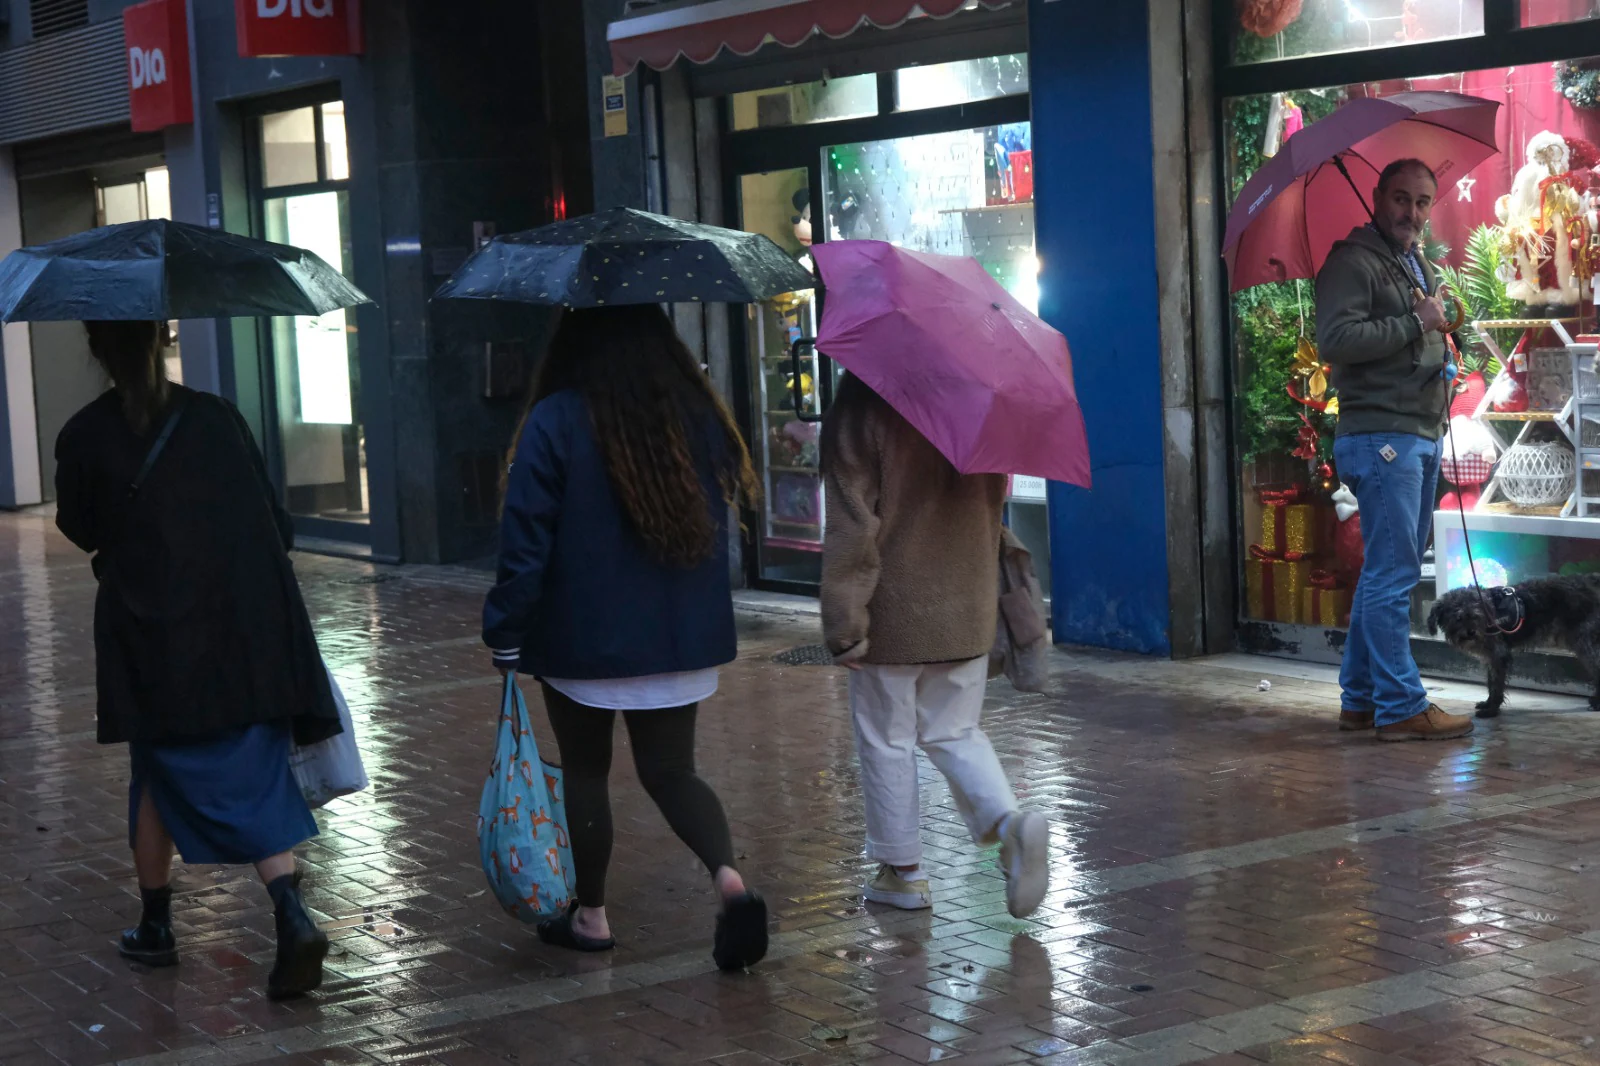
[820,372,1048,918]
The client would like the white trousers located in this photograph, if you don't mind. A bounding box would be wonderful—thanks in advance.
[848,655,1017,867]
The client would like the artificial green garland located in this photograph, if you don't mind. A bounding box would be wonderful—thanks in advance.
[1558,60,1600,111]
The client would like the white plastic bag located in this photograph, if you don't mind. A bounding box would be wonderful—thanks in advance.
[290,666,369,809]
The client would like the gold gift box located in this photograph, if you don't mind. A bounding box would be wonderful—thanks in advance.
[1300,585,1350,628]
[1260,503,1319,558]
[1246,557,1310,623]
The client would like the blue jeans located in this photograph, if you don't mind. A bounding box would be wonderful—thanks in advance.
[1334,432,1441,726]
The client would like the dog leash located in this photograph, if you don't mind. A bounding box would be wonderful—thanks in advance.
[1484,585,1525,635]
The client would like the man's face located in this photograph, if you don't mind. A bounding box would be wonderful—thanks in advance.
[1372,166,1437,249]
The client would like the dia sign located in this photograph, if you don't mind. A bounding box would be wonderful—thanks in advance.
[236,0,363,57]
[129,46,166,89]
[123,0,193,132]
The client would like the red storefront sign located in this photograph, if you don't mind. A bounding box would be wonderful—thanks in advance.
[235,0,364,58]
[124,0,193,133]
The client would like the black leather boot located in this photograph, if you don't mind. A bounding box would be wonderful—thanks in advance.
[266,872,328,1001]
[119,885,178,967]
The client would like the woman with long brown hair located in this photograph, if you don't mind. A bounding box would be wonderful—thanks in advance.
[55,320,338,999]
[483,303,768,970]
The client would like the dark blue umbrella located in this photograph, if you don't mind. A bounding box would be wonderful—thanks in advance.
[432,207,814,308]
[0,218,372,322]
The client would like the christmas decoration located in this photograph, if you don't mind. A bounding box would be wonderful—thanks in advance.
[1301,570,1351,627]
[1246,549,1311,622]
[1568,136,1600,172]
[1558,60,1600,111]
[1259,488,1319,558]
[1490,334,1531,413]
[1331,484,1364,584]
[1238,0,1304,38]
[1494,130,1596,310]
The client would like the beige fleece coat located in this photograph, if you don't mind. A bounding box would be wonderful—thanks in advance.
[820,375,1006,665]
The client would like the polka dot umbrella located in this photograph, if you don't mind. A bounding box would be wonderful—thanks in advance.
[431,207,815,308]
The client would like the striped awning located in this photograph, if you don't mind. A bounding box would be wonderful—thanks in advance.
[608,0,1013,76]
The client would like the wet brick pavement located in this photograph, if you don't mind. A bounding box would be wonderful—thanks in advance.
[11,508,1600,1065]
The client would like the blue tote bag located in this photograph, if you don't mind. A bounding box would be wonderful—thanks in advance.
[477,675,575,923]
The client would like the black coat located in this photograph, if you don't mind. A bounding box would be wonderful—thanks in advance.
[55,386,340,747]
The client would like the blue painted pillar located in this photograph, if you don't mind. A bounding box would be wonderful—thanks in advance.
[1030,0,1171,655]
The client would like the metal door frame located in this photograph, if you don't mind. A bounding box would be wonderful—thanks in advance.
[722,76,1031,594]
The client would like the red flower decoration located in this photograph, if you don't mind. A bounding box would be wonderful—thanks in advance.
[1238,0,1304,37]
[1292,417,1320,461]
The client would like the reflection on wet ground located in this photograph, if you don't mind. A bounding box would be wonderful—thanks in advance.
[7,508,1600,1065]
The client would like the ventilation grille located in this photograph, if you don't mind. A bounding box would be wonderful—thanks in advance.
[30,0,88,38]
[0,18,127,146]
[770,644,835,667]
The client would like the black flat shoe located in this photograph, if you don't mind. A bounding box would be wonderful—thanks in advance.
[118,921,178,967]
[713,892,768,972]
[537,902,615,953]
[267,874,328,1001]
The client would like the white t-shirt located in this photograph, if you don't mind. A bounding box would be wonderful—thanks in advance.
[543,669,719,711]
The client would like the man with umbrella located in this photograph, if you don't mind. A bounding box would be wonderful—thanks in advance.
[1316,159,1472,742]
[1224,91,1498,742]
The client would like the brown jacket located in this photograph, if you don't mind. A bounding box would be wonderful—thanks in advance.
[820,375,1006,665]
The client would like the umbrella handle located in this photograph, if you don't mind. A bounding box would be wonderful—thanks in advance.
[790,338,824,424]
[1416,285,1468,333]
[1431,281,1468,333]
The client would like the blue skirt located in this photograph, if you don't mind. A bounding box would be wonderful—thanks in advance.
[129,721,318,865]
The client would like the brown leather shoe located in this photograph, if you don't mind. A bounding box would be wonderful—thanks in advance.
[1339,710,1375,731]
[1376,704,1474,742]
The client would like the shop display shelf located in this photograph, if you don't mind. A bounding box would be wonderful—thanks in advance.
[1473,317,1583,331]
[1481,411,1561,422]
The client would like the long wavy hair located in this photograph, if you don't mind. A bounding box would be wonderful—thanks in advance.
[85,320,169,433]
[506,304,759,569]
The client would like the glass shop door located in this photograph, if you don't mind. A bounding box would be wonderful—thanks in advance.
[736,166,836,586]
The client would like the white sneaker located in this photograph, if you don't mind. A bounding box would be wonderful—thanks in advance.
[999,811,1049,918]
[864,864,932,910]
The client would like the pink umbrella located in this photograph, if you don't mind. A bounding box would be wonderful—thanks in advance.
[1223,91,1501,293]
[812,240,1090,488]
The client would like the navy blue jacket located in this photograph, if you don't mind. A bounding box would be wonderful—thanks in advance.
[482,388,738,679]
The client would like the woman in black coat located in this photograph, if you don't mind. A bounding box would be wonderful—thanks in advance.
[54,320,339,1000]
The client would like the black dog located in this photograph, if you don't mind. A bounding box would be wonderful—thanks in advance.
[1426,575,1600,718]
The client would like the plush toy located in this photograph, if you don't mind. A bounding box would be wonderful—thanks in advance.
[772,419,820,469]
[1489,334,1531,413]
[791,188,812,248]
[1331,484,1364,583]
[1440,371,1500,511]
[1495,130,1593,310]
[1439,416,1499,511]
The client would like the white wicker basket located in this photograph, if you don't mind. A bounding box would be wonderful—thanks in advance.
[1499,441,1575,507]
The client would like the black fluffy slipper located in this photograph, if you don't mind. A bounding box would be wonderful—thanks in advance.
[713,891,768,971]
[537,902,615,953]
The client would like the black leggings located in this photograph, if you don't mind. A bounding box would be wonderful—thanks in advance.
[542,683,737,908]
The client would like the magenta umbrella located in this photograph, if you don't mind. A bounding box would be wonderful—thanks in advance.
[1223,91,1501,292]
[812,240,1090,488]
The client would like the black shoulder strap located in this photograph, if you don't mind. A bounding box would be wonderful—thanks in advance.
[128,395,187,500]
[93,394,188,579]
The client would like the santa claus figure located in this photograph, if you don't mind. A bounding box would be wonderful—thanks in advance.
[1496,130,1595,312]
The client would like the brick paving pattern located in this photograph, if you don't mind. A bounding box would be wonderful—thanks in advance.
[9,507,1600,1064]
